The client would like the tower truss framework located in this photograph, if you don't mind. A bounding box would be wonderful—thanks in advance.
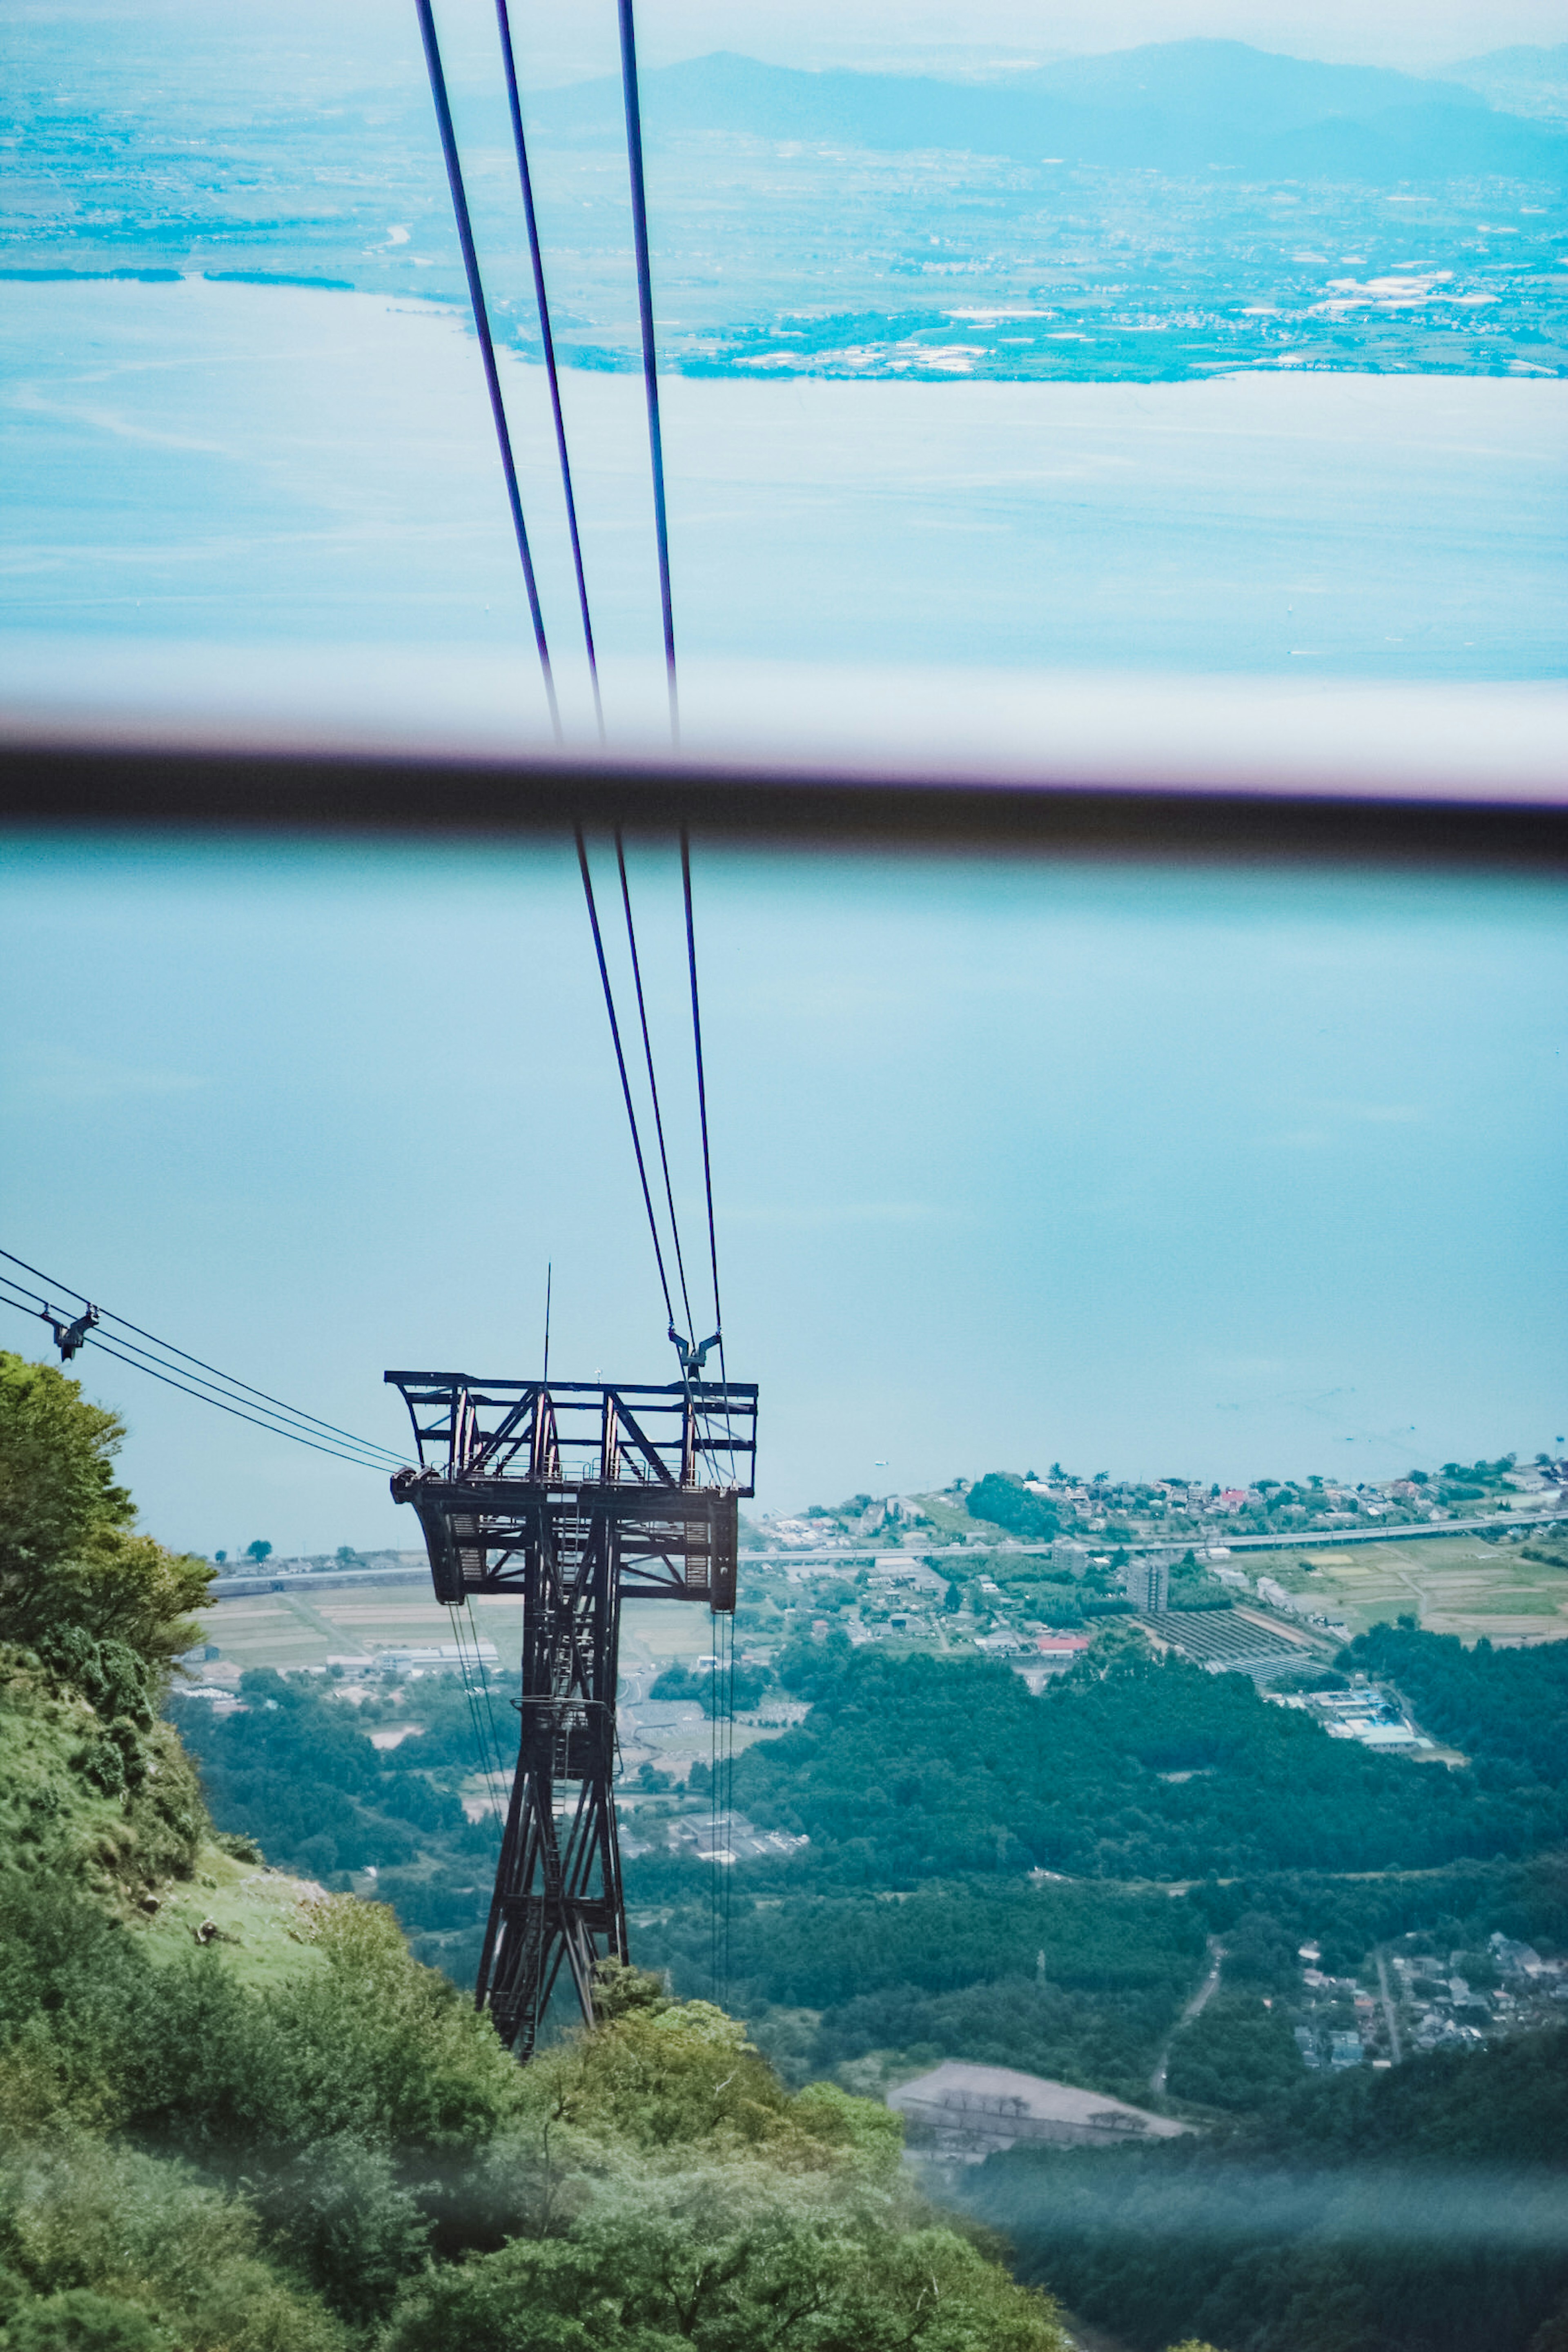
[385,1371,756,2058]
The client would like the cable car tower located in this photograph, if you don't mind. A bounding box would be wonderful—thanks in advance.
[385,1370,756,2060]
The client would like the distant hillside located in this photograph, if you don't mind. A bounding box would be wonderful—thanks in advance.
[1443,42,1568,125]
[963,2027,1568,2352]
[531,39,1568,183]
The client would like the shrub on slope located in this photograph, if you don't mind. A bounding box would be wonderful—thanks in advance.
[0,1350,213,1903]
[384,1967,1069,2352]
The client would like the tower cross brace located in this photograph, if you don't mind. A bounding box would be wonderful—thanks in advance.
[385,1370,756,2059]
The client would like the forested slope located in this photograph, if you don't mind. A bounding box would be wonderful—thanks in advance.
[963,2027,1568,2352]
[731,1634,1567,1883]
[1347,1619,1568,1785]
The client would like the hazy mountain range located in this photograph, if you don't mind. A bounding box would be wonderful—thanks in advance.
[528,39,1568,183]
[7,36,1564,381]
[1444,42,1568,123]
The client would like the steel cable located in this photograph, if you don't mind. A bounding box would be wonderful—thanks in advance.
[679,829,736,1485]
[0,1247,406,1463]
[575,826,675,1327]
[447,1607,501,1841]
[720,1610,735,2005]
[415,0,560,741]
[0,1281,399,1474]
[616,0,677,742]
[493,0,603,738]
[615,830,695,1347]
[448,1604,507,1841]
[709,1637,719,1996]
[679,831,723,1351]
[468,1606,511,1813]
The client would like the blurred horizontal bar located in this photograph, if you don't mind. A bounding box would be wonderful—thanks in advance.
[2,732,1564,866]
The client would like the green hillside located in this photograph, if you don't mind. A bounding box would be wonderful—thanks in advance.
[0,1351,1071,2351]
[962,2029,1568,2352]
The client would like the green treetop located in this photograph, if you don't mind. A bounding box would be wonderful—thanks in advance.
[0,1351,213,1708]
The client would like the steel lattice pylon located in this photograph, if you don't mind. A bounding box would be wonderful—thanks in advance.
[385,1371,756,2059]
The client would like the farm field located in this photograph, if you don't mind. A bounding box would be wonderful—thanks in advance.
[199,1533,1568,1677]
[200,1585,723,1678]
[1236,1534,1568,1646]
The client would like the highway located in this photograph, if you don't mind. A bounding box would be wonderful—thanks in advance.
[205,1503,1566,1597]
[751,1505,1566,1572]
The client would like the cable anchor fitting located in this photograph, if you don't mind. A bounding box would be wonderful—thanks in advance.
[40,1303,98,1361]
[668,1323,720,1381]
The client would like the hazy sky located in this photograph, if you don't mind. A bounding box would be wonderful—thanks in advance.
[12,0,1562,83]
[2,835,1562,1557]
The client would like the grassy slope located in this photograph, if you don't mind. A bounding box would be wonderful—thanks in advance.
[1,1647,323,1992]
[130,1850,328,1993]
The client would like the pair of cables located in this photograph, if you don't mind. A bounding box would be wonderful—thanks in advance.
[0,1245,407,1476]
[706,1608,739,2004]
[415,0,677,744]
[446,1601,509,1846]
[575,826,727,1436]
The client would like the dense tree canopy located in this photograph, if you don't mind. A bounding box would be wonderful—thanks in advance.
[1346,1621,1568,1788]
[966,1473,1060,1541]
[733,1641,1566,1886]
[0,1352,212,1708]
[650,1660,774,1715]
[0,1875,1072,2352]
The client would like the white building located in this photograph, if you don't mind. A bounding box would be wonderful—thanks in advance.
[888,2062,1193,2160]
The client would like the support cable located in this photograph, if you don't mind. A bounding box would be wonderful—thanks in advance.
[70,1334,395,1472]
[493,0,604,739]
[709,1640,719,1996]
[718,1610,734,2006]
[575,827,675,1327]
[679,829,734,1485]
[468,1617,508,1809]
[0,1278,401,1474]
[448,1605,505,1845]
[728,1616,737,1999]
[679,830,723,1358]
[468,1606,510,1811]
[616,0,677,742]
[414,0,561,742]
[0,1247,407,1464]
[447,1607,489,1789]
[614,830,695,1347]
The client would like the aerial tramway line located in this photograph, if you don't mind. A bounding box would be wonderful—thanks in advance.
[377,0,753,2050]
[381,813,756,2055]
[5,0,751,2060]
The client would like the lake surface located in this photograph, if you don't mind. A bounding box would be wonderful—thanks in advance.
[2,278,1564,749]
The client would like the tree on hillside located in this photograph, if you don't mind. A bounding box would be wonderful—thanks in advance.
[967,1472,1059,1540]
[0,1351,213,1703]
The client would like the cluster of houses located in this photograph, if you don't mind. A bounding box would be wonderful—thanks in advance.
[750,1456,1566,1559]
[1292,1929,1568,2073]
